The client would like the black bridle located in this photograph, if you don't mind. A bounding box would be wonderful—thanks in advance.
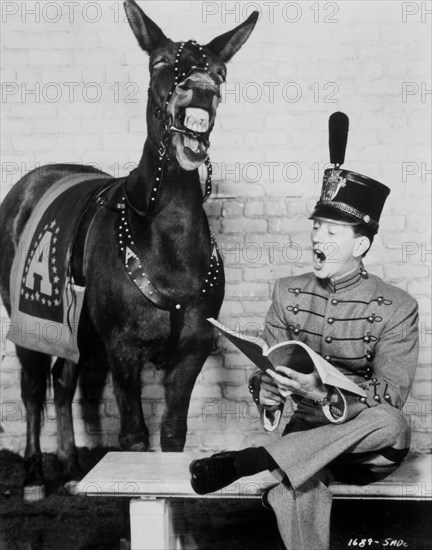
[124,40,218,219]
[157,40,218,153]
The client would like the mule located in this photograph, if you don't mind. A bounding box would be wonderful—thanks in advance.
[0,0,258,500]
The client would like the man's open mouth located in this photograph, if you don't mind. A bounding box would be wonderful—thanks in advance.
[312,248,327,270]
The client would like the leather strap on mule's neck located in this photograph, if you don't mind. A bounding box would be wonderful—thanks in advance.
[76,170,221,312]
[70,176,120,287]
[121,154,212,219]
[117,205,223,312]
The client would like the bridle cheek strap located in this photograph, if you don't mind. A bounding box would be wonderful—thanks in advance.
[141,39,216,216]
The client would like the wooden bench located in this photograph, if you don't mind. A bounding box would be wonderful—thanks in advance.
[77,452,431,550]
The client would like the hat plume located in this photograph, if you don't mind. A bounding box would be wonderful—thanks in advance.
[329,112,349,167]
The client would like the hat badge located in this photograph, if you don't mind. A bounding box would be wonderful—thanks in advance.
[322,169,346,201]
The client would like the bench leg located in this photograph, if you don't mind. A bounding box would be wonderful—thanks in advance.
[130,498,181,550]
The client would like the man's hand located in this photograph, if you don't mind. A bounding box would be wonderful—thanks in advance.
[268,366,328,400]
[259,372,286,411]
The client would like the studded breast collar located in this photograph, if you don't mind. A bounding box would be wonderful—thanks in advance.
[92,175,222,313]
[117,192,223,312]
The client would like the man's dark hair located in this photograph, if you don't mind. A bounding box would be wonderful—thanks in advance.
[353,224,375,257]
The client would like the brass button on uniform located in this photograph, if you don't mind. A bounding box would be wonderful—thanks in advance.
[327,317,334,325]
[325,336,333,343]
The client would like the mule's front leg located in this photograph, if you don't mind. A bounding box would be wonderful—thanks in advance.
[109,346,150,451]
[161,345,212,452]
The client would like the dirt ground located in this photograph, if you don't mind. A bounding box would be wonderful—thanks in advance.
[0,448,431,550]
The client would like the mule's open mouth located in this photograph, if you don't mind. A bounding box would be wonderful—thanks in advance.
[171,106,210,162]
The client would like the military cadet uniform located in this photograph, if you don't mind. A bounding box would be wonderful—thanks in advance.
[247,166,419,549]
[190,113,419,550]
[248,265,418,548]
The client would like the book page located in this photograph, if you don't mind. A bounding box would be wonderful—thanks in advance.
[207,318,274,372]
[266,344,314,374]
[266,340,366,397]
[208,319,366,397]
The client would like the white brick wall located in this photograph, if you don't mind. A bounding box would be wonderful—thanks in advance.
[1,1,431,454]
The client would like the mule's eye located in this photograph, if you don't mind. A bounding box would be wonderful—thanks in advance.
[151,58,168,72]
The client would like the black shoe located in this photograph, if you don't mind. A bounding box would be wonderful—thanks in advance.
[189,452,240,495]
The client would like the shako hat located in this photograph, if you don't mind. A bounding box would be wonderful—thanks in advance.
[310,112,390,234]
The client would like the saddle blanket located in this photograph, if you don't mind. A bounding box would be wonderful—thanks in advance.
[8,172,109,363]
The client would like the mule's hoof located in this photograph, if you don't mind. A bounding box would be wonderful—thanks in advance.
[64,480,81,496]
[23,484,46,502]
[129,442,148,452]
[120,433,149,452]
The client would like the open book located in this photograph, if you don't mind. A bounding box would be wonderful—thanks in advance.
[208,318,366,397]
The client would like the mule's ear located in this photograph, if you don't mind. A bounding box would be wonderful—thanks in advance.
[124,0,168,53]
[206,11,258,63]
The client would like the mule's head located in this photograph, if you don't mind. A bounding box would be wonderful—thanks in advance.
[124,0,258,170]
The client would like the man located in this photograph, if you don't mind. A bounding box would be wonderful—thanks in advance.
[189,113,419,549]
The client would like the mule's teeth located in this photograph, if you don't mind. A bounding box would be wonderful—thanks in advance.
[184,107,209,132]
